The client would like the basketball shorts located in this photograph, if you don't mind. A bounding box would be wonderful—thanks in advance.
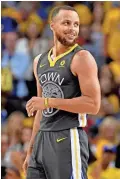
[27,127,89,179]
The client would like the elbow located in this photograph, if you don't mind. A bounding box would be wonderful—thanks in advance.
[92,103,100,115]
[92,108,99,115]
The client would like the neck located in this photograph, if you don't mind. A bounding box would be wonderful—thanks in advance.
[52,38,74,57]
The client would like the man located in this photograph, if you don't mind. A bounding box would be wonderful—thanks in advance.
[1,31,30,98]
[103,2,120,63]
[23,5,101,179]
[87,145,120,179]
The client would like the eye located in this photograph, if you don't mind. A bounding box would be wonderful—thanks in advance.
[64,21,69,25]
[74,23,79,27]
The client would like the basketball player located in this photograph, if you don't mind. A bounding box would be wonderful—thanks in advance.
[23,6,101,179]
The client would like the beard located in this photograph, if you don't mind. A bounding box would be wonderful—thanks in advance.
[55,32,78,47]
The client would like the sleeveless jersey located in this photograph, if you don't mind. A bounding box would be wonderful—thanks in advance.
[37,44,87,131]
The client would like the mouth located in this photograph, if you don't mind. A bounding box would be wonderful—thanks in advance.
[68,34,74,37]
[65,33,76,39]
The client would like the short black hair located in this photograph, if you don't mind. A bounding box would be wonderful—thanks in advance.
[50,5,78,21]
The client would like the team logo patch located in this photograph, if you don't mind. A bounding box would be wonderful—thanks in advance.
[59,60,65,67]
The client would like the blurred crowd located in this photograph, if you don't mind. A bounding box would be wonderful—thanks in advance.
[1,1,120,179]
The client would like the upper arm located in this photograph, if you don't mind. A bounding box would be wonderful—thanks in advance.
[71,50,101,108]
[33,54,42,97]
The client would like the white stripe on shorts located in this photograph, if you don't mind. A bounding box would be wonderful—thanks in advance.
[70,128,82,179]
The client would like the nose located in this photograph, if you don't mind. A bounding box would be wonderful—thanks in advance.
[69,23,77,33]
[68,28,76,35]
[69,23,75,30]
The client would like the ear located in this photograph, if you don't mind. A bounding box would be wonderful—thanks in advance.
[50,21,54,31]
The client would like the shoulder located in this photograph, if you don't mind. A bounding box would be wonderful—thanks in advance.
[33,49,50,68]
[34,54,42,66]
[75,49,95,61]
[71,50,97,75]
[33,54,42,78]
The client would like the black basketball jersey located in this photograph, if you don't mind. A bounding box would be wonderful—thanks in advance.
[37,44,87,131]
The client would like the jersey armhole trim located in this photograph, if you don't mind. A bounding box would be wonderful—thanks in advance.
[36,53,43,75]
[70,47,83,77]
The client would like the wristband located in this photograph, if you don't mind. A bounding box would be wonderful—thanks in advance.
[44,98,49,108]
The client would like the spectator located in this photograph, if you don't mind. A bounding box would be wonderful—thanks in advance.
[11,151,25,179]
[99,65,120,113]
[1,31,30,98]
[21,126,32,153]
[16,20,51,97]
[102,2,120,63]
[7,111,25,134]
[91,2,105,68]
[95,116,119,159]
[18,1,44,36]
[88,145,120,179]
[88,126,99,155]
[3,111,25,166]
[2,1,44,36]
[74,3,93,25]
[16,21,50,59]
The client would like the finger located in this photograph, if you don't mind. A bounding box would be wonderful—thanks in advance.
[26,105,33,115]
[26,104,33,113]
[28,105,35,116]
[29,107,35,117]
[26,100,33,108]
[26,108,31,117]
[28,101,37,115]
[26,97,36,107]
[26,97,35,107]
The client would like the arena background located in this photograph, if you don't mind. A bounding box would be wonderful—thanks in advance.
[1,1,120,179]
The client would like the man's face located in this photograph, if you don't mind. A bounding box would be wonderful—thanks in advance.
[4,32,17,51]
[51,10,80,46]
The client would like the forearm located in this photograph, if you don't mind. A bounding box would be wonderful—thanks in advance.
[27,110,42,154]
[49,95,100,115]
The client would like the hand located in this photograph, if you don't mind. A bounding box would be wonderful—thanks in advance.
[22,154,31,176]
[26,97,45,117]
